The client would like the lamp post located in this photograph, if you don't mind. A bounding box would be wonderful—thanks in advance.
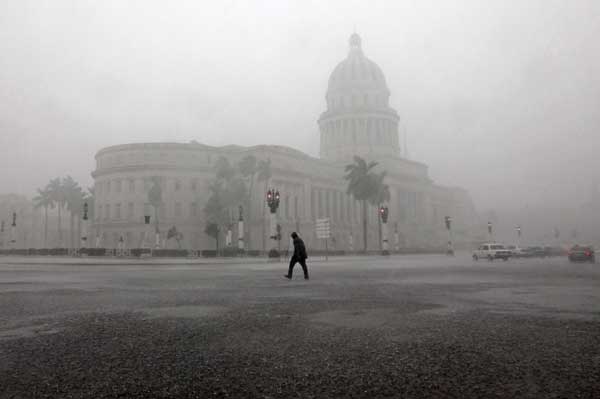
[516,225,522,247]
[10,212,16,249]
[379,205,389,255]
[487,221,493,242]
[445,216,454,255]
[80,202,89,254]
[238,205,244,253]
[143,214,151,249]
[349,230,354,252]
[394,222,400,252]
[266,188,280,258]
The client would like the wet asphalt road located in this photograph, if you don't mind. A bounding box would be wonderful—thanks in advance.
[0,254,599,398]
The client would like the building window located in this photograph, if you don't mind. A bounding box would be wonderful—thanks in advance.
[105,204,110,221]
[115,203,121,219]
[190,202,198,217]
[174,180,181,191]
[144,203,152,218]
[127,202,134,219]
[284,196,289,219]
[128,179,135,193]
[115,179,122,193]
[174,202,182,217]
[191,179,198,191]
[106,181,111,193]
[311,190,315,220]
[294,196,298,220]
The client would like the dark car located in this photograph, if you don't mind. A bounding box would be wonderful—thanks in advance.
[568,245,595,263]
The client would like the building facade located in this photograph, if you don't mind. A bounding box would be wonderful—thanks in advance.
[91,34,479,251]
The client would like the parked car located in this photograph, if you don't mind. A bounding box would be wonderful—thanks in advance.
[473,243,511,261]
[523,246,547,258]
[545,246,566,257]
[567,245,595,263]
[506,245,526,258]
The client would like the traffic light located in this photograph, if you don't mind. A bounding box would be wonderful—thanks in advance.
[379,206,389,223]
[445,216,452,230]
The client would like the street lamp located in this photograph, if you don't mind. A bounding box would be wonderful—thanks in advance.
[80,202,89,254]
[445,216,454,256]
[487,221,493,242]
[516,225,522,247]
[379,205,389,255]
[266,189,280,258]
[10,212,16,248]
[238,205,245,253]
[143,213,151,250]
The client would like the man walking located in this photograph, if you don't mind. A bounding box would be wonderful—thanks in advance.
[284,232,309,280]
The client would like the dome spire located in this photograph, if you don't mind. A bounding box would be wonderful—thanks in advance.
[349,32,362,52]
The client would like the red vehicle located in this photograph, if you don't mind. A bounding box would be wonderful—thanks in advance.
[567,245,595,263]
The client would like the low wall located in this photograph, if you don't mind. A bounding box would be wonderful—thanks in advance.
[0,247,447,258]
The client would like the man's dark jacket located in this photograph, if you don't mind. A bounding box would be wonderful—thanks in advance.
[293,237,307,260]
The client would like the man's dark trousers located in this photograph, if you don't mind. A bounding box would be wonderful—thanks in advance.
[288,256,309,279]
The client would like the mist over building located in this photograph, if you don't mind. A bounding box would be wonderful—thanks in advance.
[91,34,479,251]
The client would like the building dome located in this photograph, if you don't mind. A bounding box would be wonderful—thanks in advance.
[327,33,389,94]
[319,34,400,163]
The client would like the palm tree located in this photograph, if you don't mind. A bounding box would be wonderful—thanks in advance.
[344,156,381,252]
[148,176,163,238]
[32,187,54,248]
[256,159,272,251]
[63,176,83,249]
[47,178,65,247]
[238,155,258,248]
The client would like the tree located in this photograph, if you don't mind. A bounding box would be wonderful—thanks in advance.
[238,155,258,248]
[32,187,54,248]
[63,176,84,248]
[167,226,184,249]
[47,177,66,247]
[204,223,220,251]
[344,156,384,252]
[256,158,272,251]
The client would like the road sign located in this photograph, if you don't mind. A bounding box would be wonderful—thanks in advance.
[316,218,330,239]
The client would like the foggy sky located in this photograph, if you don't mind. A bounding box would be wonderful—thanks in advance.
[1,0,599,212]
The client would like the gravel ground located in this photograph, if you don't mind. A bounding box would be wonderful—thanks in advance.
[0,255,599,398]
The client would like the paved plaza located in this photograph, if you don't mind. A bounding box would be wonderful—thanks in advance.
[1,254,599,398]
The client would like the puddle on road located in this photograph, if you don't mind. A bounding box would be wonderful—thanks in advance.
[0,323,61,341]
[138,305,227,319]
[309,305,441,329]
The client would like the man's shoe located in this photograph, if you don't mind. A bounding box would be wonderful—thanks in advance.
[284,275,292,280]
[304,276,309,280]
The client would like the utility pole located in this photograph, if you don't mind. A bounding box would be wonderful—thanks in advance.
[445,216,454,255]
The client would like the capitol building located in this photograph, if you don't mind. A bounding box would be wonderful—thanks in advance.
[91,34,479,251]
